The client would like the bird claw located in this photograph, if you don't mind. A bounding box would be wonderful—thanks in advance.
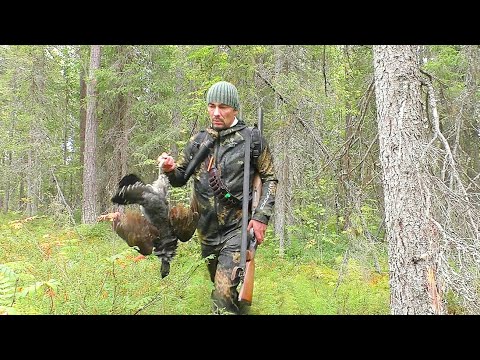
[97,213,118,222]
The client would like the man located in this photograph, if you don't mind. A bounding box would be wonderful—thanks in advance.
[159,81,277,314]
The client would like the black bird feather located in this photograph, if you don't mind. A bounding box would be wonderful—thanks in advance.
[108,164,198,278]
[111,169,177,277]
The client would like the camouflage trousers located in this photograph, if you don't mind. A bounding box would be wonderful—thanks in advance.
[201,227,243,315]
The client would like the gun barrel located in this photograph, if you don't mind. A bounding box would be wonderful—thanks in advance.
[184,137,215,180]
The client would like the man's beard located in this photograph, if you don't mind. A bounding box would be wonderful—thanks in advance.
[211,122,226,131]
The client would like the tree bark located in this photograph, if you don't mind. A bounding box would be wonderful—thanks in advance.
[3,151,12,213]
[79,46,88,172]
[373,45,445,314]
[26,148,38,216]
[338,45,354,232]
[273,129,292,256]
[82,45,101,224]
[115,46,131,180]
[272,45,294,255]
[25,46,46,217]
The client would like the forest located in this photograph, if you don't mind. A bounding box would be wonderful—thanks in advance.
[0,45,479,315]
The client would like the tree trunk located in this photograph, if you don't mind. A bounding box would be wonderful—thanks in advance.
[338,45,354,232]
[273,129,291,256]
[26,148,38,216]
[3,151,12,213]
[18,178,24,212]
[79,46,88,172]
[82,45,101,224]
[25,47,46,217]
[62,54,71,194]
[272,45,294,255]
[373,45,445,314]
[115,46,131,180]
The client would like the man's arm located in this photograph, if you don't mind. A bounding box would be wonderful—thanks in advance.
[161,129,218,187]
[159,138,196,187]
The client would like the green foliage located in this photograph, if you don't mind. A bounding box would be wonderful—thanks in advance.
[252,254,389,315]
[284,174,349,265]
[0,45,83,215]
[0,263,61,314]
[445,289,466,315]
[168,182,194,205]
[16,279,61,298]
[0,264,18,307]
[75,222,113,240]
[344,201,383,241]
[422,46,466,91]
[7,44,475,314]
[0,213,390,314]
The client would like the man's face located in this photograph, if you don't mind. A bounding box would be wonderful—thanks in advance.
[208,102,238,130]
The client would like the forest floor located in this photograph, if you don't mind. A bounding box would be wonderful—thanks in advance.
[0,212,390,315]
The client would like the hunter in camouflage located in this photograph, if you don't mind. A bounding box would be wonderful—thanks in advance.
[160,81,277,314]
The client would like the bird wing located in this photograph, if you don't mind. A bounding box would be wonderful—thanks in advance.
[98,211,158,256]
[115,211,159,250]
[111,174,145,205]
[111,173,170,230]
[169,203,199,242]
[109,171,180,278]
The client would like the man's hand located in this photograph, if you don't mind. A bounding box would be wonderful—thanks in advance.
[158,152,176,173]
[247,219,267,245]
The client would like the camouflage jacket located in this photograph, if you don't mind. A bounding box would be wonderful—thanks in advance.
[166,119,278,245]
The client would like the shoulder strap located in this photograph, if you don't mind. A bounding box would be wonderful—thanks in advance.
[192,127,262,165]
[250,125,263,166]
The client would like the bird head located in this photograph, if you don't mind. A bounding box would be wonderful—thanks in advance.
[152,155,170,196]
[157,156,166,171]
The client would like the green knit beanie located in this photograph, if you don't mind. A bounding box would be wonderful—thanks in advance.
[206,81,240,110]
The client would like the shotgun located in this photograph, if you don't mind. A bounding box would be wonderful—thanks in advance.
[238,174,261,305]
[238,107,263,305]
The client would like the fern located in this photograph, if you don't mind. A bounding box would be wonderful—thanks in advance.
[16,279,61,298]
[0,264,18,307]
[0,263,61,314]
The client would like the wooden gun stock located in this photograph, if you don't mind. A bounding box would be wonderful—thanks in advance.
[238,172,262,305]
[239,241,256,305]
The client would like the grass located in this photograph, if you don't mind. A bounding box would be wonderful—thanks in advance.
[0,212,390,315]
